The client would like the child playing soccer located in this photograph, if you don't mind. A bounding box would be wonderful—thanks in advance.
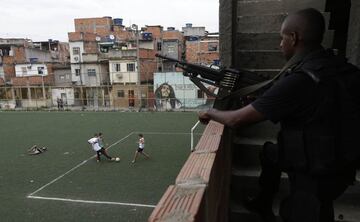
[132,134,150,163]
[88,133,115,162]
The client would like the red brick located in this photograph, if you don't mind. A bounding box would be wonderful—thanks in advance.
[148,185,205,222]
[176,152,215,185]
[143,26,163,39]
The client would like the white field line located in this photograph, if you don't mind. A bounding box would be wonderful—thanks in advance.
[28,196,156,208]
[27,132,134,197]
[134,131,203,135]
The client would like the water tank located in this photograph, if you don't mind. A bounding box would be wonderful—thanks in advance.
[186,23,193,28]
[113,18,123,26]
[167,27,175,31]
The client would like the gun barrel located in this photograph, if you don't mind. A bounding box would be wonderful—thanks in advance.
[155,54,180,63]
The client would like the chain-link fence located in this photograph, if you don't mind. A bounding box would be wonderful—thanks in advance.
[0,85,216,111]
[0,98,215,111]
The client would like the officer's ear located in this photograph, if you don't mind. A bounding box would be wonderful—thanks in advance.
[289,32,298,46]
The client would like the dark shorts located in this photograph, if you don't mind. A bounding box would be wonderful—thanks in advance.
[137,148,144,152]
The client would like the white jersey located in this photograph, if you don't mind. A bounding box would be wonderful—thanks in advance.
[88,137,101,151]
[139,137,145,149]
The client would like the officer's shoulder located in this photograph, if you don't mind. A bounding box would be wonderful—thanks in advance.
[300,50,348,82]
[301,52,334,72]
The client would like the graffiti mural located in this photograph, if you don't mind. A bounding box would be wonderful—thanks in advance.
[154,83,182,110]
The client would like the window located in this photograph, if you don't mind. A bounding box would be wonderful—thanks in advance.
[127,63,135,72]
[75,68,80,76]
[197,90,205,98]
[163,63,175,72]
[87,69,96,76]
[117,90,124,98]
[157,42,162,51]
[166,45,175,53]
[100,46,109,53]
[72,47,80,55]
[208,43,218,52]
[37,67,45,75]
[115,64,121,72]
[21,67,27,75]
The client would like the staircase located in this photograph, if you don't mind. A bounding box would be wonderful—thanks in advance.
[228,0,360,221]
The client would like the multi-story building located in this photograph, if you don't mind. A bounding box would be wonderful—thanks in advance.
[68,17,141,108]
[153,24,220,110]
[0,38,69,108]
[182,23,219,65]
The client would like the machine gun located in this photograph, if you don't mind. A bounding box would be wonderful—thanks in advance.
[155,54,269,108]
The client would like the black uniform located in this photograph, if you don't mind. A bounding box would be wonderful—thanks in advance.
[252,48,357,222]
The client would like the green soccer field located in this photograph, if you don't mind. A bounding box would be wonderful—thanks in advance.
[0,111,205,222]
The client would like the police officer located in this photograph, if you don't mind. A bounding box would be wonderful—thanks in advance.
[199,8,358,222]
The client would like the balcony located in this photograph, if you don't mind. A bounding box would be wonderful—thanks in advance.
[99,48,136,60]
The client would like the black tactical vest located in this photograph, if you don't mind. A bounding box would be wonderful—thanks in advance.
[279,50,360,175]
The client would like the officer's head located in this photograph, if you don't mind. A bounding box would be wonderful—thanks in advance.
[280,8,325,60]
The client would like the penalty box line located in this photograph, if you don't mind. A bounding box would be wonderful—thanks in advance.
[27,132,135,198]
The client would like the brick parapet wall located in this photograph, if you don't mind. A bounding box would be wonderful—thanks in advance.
[149,121,231,222]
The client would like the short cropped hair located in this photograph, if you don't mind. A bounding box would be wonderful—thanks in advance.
[296,8,325,44]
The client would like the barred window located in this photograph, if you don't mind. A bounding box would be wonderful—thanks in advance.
[73,47,80,55]
[117,90,125,98]
[127,63,135,72]
[87,69,96,76]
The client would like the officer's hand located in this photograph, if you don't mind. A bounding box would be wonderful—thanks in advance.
[198,110,211,124]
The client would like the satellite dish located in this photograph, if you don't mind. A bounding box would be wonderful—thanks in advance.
[109,34,115,40]
[95,36,101,41]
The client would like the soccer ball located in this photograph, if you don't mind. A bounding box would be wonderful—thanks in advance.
[115,157,120,162]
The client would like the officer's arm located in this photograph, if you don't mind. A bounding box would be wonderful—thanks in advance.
[198,104,265,128]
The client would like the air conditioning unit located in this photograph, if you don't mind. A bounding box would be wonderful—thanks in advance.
[27,65,32,69]
[116,73,123,79]
[73,56,79,62]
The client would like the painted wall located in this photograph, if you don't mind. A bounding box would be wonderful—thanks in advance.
[51,88,75,105]
[154,72,212,109]
[109,59,138,84]
[25,48,52,63]
[15,64,48,77]
[0,66,4,79]
[69,41,84,63]
[54,68,72,86]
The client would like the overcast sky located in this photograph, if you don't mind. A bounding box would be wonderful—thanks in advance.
[0,0,219,42]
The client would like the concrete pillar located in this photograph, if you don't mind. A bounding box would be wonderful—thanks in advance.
[219,0,236,67]
[346,0,360,66]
